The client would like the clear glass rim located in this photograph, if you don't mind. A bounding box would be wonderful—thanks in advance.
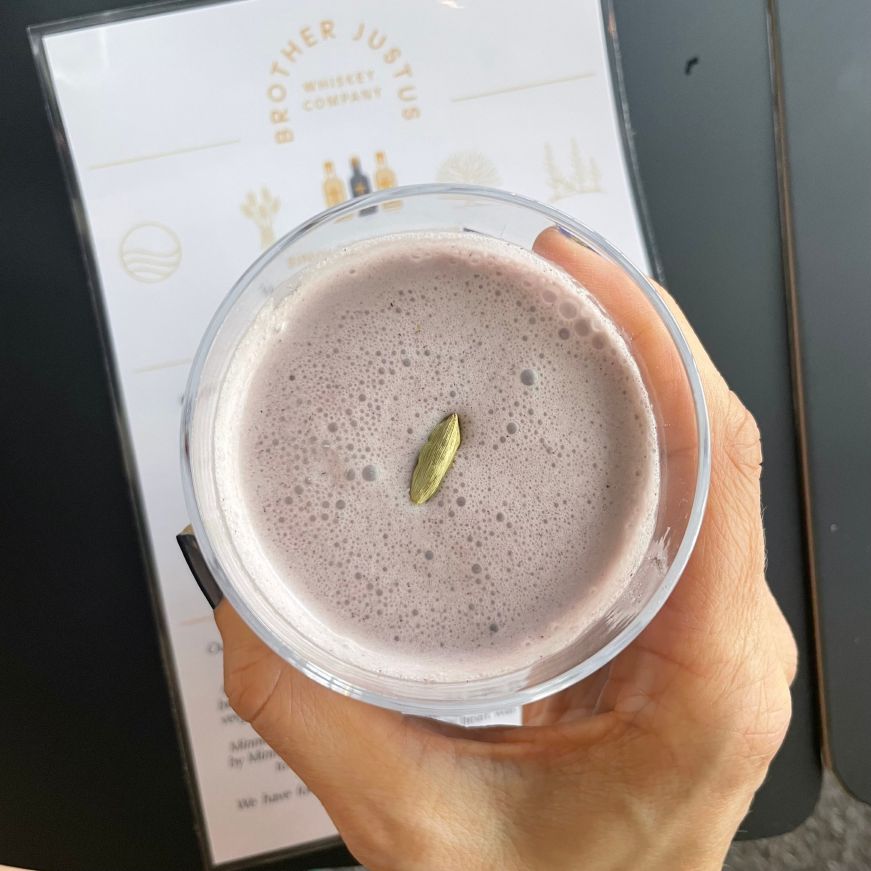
[180,183,711,716]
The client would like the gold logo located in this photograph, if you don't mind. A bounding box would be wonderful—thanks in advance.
[321,152,399,210]
[119,222,182,283]
[374,150,397,191]
[322,161,347,206]
[241,187,281,250]
[266,20,421,145]
[436,151,501,187]
[544,140,603,201]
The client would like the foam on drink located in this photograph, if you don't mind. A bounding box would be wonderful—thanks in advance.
[214,232,659,681]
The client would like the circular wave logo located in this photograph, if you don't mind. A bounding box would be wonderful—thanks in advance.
[119,223,182,283]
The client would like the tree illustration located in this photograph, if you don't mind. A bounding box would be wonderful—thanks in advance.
[544,142,574,202]
[587,157,603,193]
[570,138,588,193]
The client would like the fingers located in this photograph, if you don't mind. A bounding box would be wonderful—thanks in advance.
[531,229,796,775]
[531,229,774,646]
[215,602,416,797]
[532,231,714,377]
[534,229,719,446]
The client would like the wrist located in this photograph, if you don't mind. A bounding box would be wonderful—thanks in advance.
[518,769,754,871]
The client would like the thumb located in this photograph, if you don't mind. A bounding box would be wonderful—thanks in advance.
[214,601,417,799]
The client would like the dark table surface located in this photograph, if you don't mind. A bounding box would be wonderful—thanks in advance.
[776,0,871,805]
[0,1,833,869]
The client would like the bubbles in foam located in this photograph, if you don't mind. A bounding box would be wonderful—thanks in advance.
[214,230,660,683]
[520,369,537,386]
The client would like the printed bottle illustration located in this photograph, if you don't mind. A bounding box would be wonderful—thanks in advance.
[349,156,372,197]
[374,150,401,210]
[374,151,397,190]
[322,161,347,207]
[349,156,376,214]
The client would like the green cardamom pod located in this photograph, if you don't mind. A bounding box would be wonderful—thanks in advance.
[410,413,461,505]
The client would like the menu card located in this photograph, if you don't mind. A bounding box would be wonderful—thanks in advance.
[33,0,650,865]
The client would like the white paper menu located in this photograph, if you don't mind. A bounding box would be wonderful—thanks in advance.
[34,0,650,865]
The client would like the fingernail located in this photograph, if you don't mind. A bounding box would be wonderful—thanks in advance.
[557,225,598,254]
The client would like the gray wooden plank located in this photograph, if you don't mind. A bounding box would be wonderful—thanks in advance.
[612,0,821,835]
[776,0,871,804]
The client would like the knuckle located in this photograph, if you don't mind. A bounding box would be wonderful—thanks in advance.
[724,660,794,765]
[746,687,792,769]
[785,638,799,686]
[223,670,259,722]
[720,391,762,479]
[776,612,799,686]
[223,654,284,728]
[708,679,793,795]
[699,471,766,592]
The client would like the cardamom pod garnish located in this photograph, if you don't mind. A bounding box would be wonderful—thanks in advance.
[410,413,461,505]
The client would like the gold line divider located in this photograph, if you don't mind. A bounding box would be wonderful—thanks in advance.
[452,72,594,103]
[89,139,241,170]
[133,357,193,374]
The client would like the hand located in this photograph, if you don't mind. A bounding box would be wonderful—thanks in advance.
[216,229,797,871]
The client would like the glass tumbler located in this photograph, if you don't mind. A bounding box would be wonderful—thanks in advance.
[181,184,710,717]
